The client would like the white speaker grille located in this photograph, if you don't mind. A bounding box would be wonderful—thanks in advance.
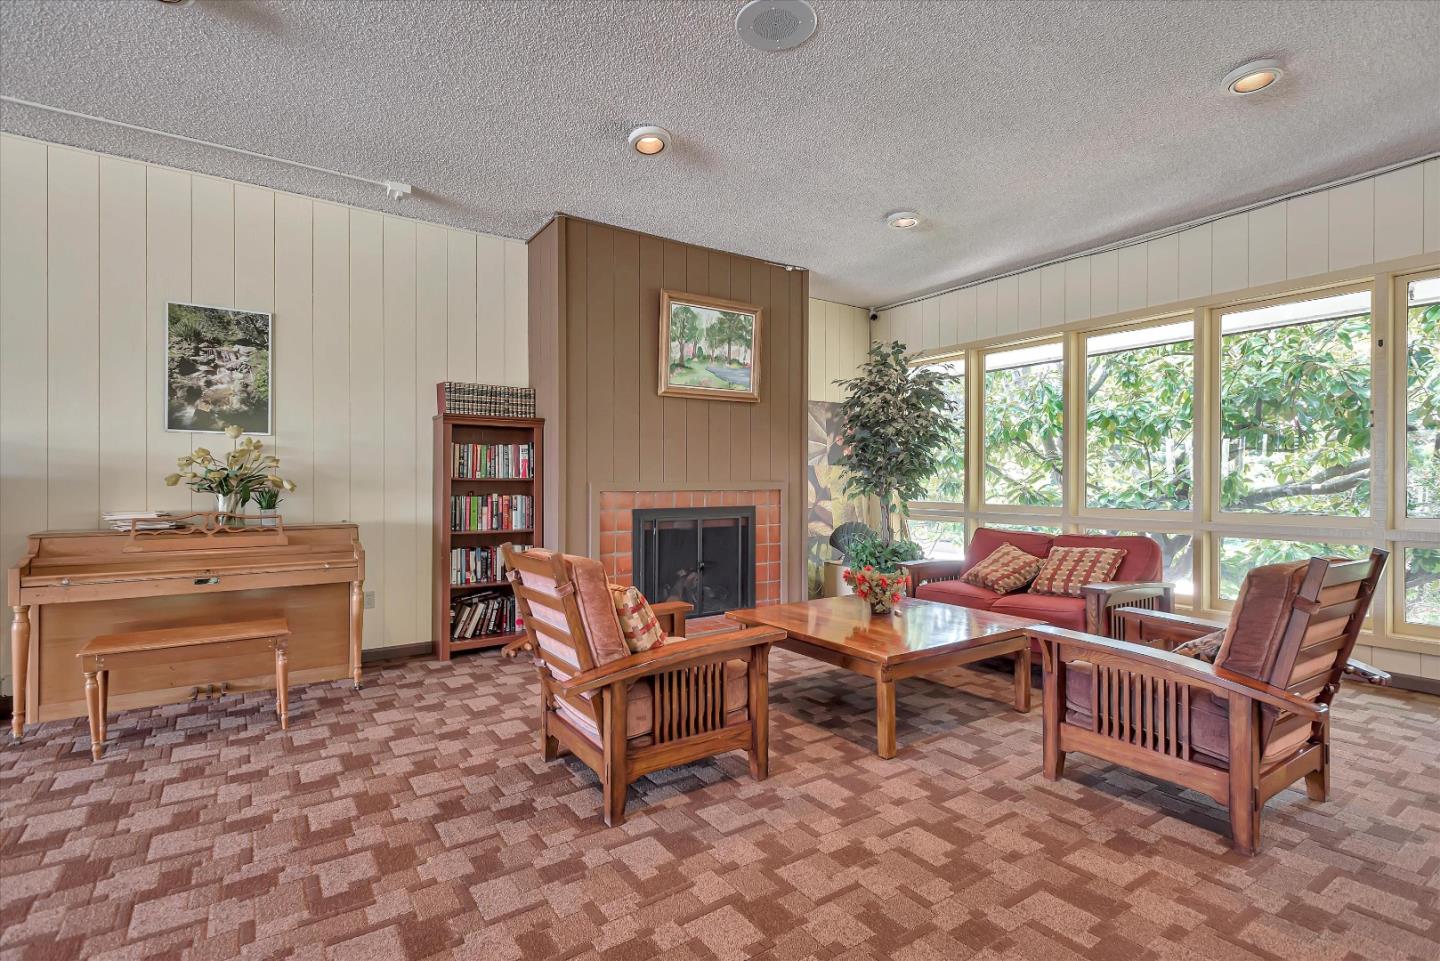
[736,0,817,52]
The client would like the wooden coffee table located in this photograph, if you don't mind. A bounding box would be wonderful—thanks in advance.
[726,596,1041,758]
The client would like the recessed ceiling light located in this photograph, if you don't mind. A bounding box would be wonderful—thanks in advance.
[886,211,920,229]
[628,125,671,156]
[1224,59,1283,95]
[736,0,818,52]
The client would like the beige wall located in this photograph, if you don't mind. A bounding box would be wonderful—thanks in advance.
[807,299,871,403]
[878,158,1440,351]
[528,216,809,598]
[0,133,528,693]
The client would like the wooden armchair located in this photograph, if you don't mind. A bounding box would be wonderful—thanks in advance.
[1031,549,1387,855]
[501,546,783,826]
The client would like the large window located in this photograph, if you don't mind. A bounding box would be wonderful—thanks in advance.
[1405,276,1440,519]
[1217,537,1365,600]
[908,519,966,559]
[983,342,1063,506]
[1085,321,1193,510]
[1089,529,1195,596]
[918,358,966,504]
[1403,548,1440,628]
[1219,290,1372,515]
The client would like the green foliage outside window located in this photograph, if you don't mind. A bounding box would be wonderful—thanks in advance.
[1220,313,1371,515]
[984,359,1063,505]
[920,361,966,502]
[1404,548,1440,627]
[1218,538,1365,600]
[1406,298,1440,518]
[1086,341,1193,510]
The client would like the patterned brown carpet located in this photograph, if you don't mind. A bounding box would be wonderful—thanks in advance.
[2,649,1438,961]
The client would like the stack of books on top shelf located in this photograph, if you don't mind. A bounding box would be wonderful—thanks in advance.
[451,544,528,586]
[452,442,533,479]
[450,493,533,532]
[441,382,537,419]
[103,511,183,531]
[449,591,519,639]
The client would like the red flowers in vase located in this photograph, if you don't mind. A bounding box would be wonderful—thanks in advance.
[841,565,909,614]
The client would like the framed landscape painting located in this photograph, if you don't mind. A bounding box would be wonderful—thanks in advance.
[659,290,762,403]
[165,302,273,433]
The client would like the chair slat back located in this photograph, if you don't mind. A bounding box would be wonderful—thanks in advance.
[503,545,596,679]
[1268,550,1387,708]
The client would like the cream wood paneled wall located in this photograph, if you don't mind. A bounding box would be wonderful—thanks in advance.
[878,158,1440,352]
[807,299,871,402]
[0,133,528,692]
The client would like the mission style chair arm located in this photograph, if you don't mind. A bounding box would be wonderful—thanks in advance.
[558,627,784,697]
[1081,581,1174,636]
[648,599,694,639]
[899,558,967,589]
[1028,624,1327,722]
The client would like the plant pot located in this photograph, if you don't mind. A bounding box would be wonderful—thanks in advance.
[841,566,909,614]
[258,509,279,528]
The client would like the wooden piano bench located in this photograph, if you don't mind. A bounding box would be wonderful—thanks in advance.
[75,617,292,760]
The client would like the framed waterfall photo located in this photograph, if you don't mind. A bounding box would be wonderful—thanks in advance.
[165,302,273,434]
[658,290,762,403]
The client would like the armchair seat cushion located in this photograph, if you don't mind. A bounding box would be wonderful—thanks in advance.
[991,592,1086,631]
[554,655,750,746]
[914,578,1004,610]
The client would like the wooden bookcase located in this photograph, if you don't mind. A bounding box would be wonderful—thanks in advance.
[432,405,544,660]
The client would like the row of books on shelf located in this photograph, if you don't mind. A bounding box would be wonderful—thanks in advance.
[450,494,533,532]
[452,442,534,479]
[450,544,530,586]
[449,591,520,639]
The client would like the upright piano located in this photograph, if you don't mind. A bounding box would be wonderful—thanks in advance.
[7,517,364,738]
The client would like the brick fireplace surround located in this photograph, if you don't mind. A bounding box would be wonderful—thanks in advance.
[598,489,782,633]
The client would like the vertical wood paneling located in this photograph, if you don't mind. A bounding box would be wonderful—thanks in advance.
[1374,165,1424,262]
[1248,203,1287,286]
[587,223,617,488]
[97,156,148,515]
[993,275,1016,338]
[683,247,711,481]
[1040,262,1065,327]
[381,217,417,650]
[146,166,193,511]
[503,241,529,386]
[1285,193,1329,279]
[1089,250,1118,317]
[728,254,754,479]
[348,210,384,648]
[612,228,641,487]
[957,284,979,344]
[414,222,448,641]
[1328,180,1374,270]
[706,253,732,482]
[189,176,236,512]
[921,295,940,349]
[638,235,667,485]
[1064,258,1090,322]
[311,201,351,524]
[1117,245,1148,311]
[1176,224,1212,302]
[1146,234,1179,306]
[566,222,591,534]
[475,234,506,384]
[975,280,999,338]
[1211,214,1249,293]
[234,185,274,314]
[807,298,826,399]
[939,290,959,345]
[446,231,478,381]
[660,240,686,486]
[274,193,315,524]
[1015,271,1041,330]
[46,147,100,530]
[1425,158,1440,253]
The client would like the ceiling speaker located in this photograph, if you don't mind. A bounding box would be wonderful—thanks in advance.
[736,0,818,52]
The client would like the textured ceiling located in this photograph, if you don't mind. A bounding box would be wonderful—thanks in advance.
[2,0,1437,307]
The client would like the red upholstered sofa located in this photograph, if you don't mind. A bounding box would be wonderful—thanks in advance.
[901,528,1173,639]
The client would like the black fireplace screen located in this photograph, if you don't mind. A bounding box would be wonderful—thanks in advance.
[633,507,755,618]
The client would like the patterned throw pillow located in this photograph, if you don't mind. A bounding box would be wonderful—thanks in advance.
[1173,630,1225,663]
[1028,546,1127,597]
[608,584,665,653]
[961,543,1045,594]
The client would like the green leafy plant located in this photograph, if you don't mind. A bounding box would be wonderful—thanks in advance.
[251,485,282,510]
[834,341,962,545]
[844,527,921,573]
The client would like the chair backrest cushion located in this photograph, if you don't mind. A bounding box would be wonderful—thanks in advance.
[1052,533,1162,582]
[1214,561,1308,682]
[966,528,1052,572]
[515,549,630,671]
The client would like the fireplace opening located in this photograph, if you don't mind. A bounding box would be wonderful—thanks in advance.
[633,507,755,618]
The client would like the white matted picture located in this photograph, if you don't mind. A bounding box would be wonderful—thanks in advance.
[658,290,762,403]
[165,302,273,433]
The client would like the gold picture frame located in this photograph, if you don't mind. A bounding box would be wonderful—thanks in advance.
[658,290,763,403]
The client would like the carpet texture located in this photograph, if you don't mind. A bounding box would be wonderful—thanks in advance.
[2,650,1438,961]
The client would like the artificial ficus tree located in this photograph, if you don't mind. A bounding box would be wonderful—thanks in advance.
[834,341,962,546]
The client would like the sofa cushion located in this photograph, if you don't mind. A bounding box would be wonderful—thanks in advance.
[608,583,666,653]
[991,591,1086,630]
[914,578,1003,610]
[1029,546,1126,597]
[966,528,1052,572]
[962,543,1046,594]
[1053,533,1163,583]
